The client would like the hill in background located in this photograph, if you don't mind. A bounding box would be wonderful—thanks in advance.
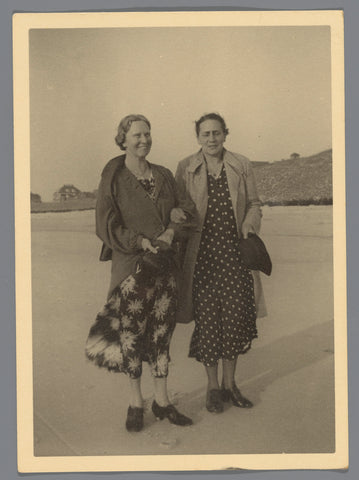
[252,149,332,205]
[32,149,332,213]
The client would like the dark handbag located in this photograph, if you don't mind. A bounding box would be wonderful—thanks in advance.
[238,233,272,276]
[135,240,175,280]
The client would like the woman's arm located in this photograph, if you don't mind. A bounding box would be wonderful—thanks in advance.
[241,160,262,238]
[155,165,197,245]
[95,175,146,254]
[168,166,198,240]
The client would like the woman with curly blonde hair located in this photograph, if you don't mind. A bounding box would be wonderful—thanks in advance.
[86,114,196,432]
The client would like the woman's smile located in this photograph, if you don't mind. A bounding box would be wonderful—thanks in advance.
[123,121,153,159]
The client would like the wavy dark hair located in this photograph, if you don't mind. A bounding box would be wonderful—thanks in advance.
[115,114,151,150]
[195,112,229,137]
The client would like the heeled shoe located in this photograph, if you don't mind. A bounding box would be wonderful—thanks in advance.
[221,384,253,408]
[152,400,193,426]
[206,389,224,413]
[126,406,144,432]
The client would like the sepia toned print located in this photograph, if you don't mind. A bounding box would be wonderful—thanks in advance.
[13,10,347,472]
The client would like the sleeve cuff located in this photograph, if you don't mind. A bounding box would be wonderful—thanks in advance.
[136,234,144,250]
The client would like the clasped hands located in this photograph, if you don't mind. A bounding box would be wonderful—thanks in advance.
[141,207,187,253]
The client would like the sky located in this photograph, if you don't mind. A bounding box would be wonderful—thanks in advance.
[29,26,332,201]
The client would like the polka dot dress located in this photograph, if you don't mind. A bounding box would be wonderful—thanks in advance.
[189,166,257,366]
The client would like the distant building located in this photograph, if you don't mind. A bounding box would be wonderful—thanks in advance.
[53,184,82,202]
[30,192,42,203]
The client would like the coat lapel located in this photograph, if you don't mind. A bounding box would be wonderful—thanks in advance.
[188,151,208,225]
[151,164,165,204]
[187,150,244,228]
[116,163,163,224]
[224,150,243,225]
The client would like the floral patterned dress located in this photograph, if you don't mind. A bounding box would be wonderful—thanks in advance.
[85,173,177,379]
[189,166,257,366]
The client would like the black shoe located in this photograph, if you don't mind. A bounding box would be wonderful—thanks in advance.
[152,400,193,426]
[126,406,144,432]
[222,384,253,408]
[206,389,224,413]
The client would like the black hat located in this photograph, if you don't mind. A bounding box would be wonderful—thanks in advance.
[238,233,272,276]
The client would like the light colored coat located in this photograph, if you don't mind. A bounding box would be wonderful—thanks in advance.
[175,149,267,323]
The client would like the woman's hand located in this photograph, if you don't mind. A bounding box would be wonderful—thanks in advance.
[242,224,255,239]
[156,228,174,245]
[141,238,159,253]
[170,207,187,224]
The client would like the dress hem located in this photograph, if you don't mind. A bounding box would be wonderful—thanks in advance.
[188,334,258,366]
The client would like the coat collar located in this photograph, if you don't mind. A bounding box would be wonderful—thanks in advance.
[187,150,205,172]
[186,148,244,225]
[111,156,165,204]
[187,148,244,175]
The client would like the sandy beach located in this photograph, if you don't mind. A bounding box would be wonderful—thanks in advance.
[31,205,334,456]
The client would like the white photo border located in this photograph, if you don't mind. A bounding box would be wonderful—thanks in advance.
[13,10,347,473]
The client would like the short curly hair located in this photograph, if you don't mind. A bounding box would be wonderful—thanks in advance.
[195,112,229,137]
[115,114,151,150]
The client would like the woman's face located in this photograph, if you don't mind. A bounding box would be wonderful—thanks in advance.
[123,121,152,159]
[197,119,226,157]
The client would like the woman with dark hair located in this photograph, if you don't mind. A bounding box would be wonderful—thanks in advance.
[86,114,196,432]
[175,112,266,414]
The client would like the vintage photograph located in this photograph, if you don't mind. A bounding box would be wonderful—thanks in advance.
[13,11,347,472]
